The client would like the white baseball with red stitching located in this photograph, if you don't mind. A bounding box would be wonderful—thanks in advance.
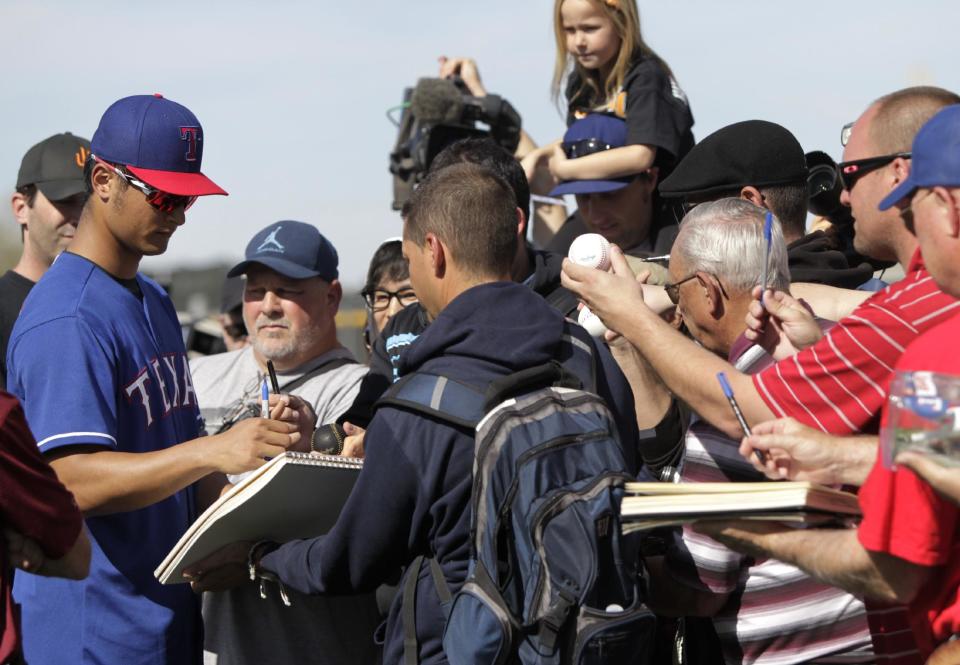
[568,233,611,271]
[578,306,608,338]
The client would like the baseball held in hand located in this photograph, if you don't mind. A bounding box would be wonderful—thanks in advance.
[578,306,609,338]
[568,233,611,271]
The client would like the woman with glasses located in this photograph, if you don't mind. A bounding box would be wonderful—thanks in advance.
[361,239,417,351]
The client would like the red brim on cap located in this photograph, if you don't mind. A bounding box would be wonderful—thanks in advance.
[128,165,228,196]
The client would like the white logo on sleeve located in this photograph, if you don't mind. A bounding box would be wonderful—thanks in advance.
[257,226,285,253]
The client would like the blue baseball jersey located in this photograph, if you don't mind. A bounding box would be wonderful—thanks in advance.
[7,252,203,665]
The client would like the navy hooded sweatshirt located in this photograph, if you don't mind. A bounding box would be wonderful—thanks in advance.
[260,282,639,664]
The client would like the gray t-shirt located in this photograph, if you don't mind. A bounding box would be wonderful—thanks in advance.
[191,345,382,665]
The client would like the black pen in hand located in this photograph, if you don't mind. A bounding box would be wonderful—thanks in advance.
[266,360,281,394]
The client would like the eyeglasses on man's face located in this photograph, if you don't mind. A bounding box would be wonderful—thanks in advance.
[663,274,699,305]
[93,155,197,213]
[362,287,418,312]
[898,188,937,232]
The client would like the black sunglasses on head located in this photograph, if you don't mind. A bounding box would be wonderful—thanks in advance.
[836,152,911,191]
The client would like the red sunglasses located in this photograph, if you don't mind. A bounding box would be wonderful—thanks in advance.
[94,156,197,212]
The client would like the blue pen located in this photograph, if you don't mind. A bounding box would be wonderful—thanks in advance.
[260,378,270,419]
[717,372,766,463]
[760,211,773,305]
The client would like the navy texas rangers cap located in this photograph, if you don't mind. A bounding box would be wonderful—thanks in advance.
[91,93,227,197]
[879,104,960,210]
[227,221,339,281]
[549,113,636,197]
[16,132,91,201]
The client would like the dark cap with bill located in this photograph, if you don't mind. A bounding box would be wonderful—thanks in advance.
[549,113,636,197]
[659,120,808,199]
[228,221,339,281]
[16,132,91,201]
[92,93,227,197]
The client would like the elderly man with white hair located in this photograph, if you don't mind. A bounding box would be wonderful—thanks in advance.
[613,199,875,664]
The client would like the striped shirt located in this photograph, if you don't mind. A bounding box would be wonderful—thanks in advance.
[667,419,874,665]
[753,250,960,435]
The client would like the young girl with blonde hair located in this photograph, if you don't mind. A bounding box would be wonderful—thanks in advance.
[546,0,694,184]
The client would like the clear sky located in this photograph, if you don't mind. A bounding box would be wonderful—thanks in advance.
[1,1,956,287]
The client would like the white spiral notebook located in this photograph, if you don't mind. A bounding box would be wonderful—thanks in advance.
[155,452,362,584]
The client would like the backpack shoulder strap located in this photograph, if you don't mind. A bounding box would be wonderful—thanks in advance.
[559,320,598,394]
[543,284,580,318]
[280,355,357,394]
[402,555,452,665]
[375,372,488,429]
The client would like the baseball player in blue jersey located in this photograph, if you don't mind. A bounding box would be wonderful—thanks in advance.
[6,94,302,665]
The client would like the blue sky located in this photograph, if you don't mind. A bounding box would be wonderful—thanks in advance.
[1,1,956,287]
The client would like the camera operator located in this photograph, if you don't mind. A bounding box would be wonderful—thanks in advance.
[437,56,570,247]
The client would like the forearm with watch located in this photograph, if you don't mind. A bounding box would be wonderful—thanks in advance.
[247,539,290,606]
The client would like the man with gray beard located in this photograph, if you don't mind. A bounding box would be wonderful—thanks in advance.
[190,220,382,665]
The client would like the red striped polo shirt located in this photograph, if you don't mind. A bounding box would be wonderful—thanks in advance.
[753,250,960,435]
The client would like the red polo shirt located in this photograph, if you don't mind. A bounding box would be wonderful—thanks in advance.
[1,393,83,663]
[858,312,960,657]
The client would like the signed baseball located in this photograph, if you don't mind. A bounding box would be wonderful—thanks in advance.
[578,306,609,339]
[568,233,611,271]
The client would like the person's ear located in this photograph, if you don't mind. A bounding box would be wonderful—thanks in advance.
[516,206,527,241]
[933,187,960,239]
[890,156,911,189]
[637,168,659,201]
[698,272,724,318]
[326,279,343,313]
[11,192,29,232]
[645,167,660,191]
[91,162,113,202]
[425,233,446,278]
[950,189,960,238]
[740,186,765,208]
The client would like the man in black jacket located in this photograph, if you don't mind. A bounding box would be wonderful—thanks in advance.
[658,120,876,289]
[241,163,639,664]
[342,138,579,427]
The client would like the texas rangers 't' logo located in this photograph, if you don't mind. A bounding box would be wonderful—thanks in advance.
[257,226,285,253]
[180,127,201,162]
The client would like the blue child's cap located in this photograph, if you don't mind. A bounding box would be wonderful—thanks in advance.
[228,221,339,282]
[879,104,960,211]
[549,113,635,197]
[91,93,226,196]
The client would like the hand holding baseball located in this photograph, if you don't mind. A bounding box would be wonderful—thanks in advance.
[568,233,611,272]
[578,306,609,338]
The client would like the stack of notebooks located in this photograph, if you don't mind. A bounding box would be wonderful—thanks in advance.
[156,452,362,584]
[620,481,860,532]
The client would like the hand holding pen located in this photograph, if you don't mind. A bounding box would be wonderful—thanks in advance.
[717,371,767,464]
[260,379,270,419]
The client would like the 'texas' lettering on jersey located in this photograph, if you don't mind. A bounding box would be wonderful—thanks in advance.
[123,352,197,427]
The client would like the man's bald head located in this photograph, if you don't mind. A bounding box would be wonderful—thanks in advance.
[870,86,960,154]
